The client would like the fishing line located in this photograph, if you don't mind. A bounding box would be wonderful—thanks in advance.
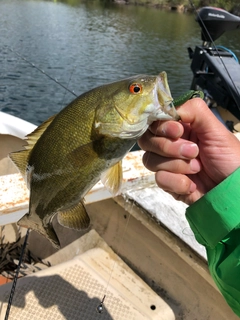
[60,64,77,109]
[5,46,78,99]
[96,204,132,313]
[97,119,160,312]
[96,116,163,312]
[188,0,240,110]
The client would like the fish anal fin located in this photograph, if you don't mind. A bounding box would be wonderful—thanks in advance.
[57,201,90,230]
[18,213,60,248]
[101,161,122,196]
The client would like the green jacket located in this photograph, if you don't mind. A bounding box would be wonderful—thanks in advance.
[186,167,240,317]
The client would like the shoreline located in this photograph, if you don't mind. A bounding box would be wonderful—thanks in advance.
[114,1,190,12]
[113,0,240,15]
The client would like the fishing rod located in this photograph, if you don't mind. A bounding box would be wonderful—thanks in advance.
[5,46,78,98]
[2,46,79,320]
[4,229,29,320]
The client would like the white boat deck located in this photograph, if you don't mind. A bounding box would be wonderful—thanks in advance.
[0,150,205,260]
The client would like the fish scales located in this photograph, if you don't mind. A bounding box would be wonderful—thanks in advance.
[10,72,179,247]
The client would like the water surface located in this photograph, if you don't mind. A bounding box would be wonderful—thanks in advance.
[0,0,240,124]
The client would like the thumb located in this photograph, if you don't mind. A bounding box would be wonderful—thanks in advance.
[177,98,228,134]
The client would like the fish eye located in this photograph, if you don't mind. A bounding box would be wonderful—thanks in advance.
[129,83,142,94]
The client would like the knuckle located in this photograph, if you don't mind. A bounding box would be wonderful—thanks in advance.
[178,176,191,193]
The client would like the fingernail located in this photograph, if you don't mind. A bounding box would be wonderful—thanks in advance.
[161,122,181,138]
[190,159,201,172]
[189,182,197,193]
[180,143,198,158]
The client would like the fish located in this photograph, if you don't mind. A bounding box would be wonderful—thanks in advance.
[10,71,179,248]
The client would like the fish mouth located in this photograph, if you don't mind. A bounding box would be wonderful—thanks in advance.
[148,75,180,122]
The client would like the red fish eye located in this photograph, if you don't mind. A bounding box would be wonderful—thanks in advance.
[129,83,142,94]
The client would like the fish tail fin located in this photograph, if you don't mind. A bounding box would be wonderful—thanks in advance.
[57,201,90,230]
[18,213,60,248]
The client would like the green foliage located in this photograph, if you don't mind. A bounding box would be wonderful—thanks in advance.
[123,0,240,11]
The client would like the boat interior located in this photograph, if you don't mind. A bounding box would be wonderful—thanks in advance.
[0,123,239,319]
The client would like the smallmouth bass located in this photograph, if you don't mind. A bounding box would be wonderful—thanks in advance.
[10,72,179,248]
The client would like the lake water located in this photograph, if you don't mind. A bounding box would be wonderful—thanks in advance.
[1,0,240,125]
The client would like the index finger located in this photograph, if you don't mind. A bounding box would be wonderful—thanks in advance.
[148,120,184,139]
[138,129,199,159]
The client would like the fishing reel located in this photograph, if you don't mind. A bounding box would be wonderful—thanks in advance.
[188,6,240,132]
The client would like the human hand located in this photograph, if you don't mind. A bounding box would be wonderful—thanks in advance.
[138,98,240,204]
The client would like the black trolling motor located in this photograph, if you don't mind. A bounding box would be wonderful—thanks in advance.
[188,6,240,131]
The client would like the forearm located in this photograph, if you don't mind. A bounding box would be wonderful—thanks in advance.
[186,167,240,317]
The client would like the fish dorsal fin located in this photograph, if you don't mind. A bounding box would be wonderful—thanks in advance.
[9,114,56,177]
[57,201,90,230]
[9,149,30,177]
[25,114,56,150]
[101,161,123,196]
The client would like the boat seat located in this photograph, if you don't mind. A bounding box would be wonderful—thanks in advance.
[0,230,175,320]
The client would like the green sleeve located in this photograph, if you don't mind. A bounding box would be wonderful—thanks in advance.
[186,167,240,317]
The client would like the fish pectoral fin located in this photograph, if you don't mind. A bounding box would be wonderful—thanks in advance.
[101,161,122,196]
[17,213,60,249]
[57,201,90,230]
